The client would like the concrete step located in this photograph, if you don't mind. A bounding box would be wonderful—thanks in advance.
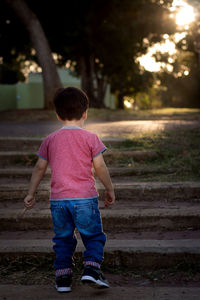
[1,198,197,209]
[1,285,200,300]
[0,181,199,202]
[1,238,200,269]
[0,165,190,181]
[1,206,200,231]
[1,229,200,240]
[0,137,126,151]
[0,166,187,179]
[0,150,158,166]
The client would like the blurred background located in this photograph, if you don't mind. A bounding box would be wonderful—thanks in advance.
[0,0,200,111]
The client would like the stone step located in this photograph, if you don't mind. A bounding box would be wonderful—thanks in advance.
[1,207,200,231]
[0,137,126,151]
[0,198,197,209]
[0,166,186,179]
[1,238,200,269]
[0,150,158,166]
[0,181,199,202]
[0,166,176,179]
[0,198,198,212]
[0,197,196,210]
[1,229,200,240]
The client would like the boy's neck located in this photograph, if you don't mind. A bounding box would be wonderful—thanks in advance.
[61,119,85,128]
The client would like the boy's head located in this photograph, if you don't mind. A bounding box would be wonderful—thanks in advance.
[53,87,89,121]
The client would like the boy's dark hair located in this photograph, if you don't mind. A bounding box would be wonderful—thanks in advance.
[53,87,89,120]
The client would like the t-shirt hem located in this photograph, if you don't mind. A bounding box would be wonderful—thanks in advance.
[37,153,48,161]
[92,147,107,159]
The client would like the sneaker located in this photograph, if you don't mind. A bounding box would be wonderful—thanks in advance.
[55,274,72,293]
[81,266,109,288]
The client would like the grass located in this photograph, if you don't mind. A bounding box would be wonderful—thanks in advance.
[0,255,199,286]
[0,107,199,122]
[88,107,200,121]
[12,128,200,181]
[108,128,200,181]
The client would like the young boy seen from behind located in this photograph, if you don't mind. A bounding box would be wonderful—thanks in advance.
[23,87,115,293]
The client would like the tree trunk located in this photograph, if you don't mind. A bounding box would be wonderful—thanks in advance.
[80,55,95,105]
[96,78,106,108]
[118,92,125,109]
[80,55,105,108]
[4,0,62,109]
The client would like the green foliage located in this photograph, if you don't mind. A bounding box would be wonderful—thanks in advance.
[0,64,25,83]
[154,0,200,108]
[1,0,176,106]
[135,92,152,109]
[158,64,200,108]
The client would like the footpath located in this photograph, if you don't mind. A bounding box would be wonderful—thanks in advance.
[0,118,200,299]
[1,284,200,300]
[0,118,200,137]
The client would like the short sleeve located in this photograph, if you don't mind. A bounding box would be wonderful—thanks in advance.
[91,134,107,159]
[37,138,49,161]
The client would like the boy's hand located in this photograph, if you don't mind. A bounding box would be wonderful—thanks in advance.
[24,194,35,210]
[104,189,115,207]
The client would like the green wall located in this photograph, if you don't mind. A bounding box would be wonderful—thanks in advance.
[0,69,116,111]
[0,84,16,110]
[17,82,44,109]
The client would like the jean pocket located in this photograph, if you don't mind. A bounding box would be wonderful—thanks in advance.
[51,206,67,232]
[74,202,95,230]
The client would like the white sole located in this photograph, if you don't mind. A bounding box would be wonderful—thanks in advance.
[55,285,71,293]
[81,275,109,288]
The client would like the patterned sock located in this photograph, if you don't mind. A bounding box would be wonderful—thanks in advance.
[56,268,72,277]
[84,261,101,269]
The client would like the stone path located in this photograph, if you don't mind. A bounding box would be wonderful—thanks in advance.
[1,285,200,300]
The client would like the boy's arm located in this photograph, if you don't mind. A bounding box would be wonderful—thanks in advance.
[93,153,115,207]
[24,157,48,209]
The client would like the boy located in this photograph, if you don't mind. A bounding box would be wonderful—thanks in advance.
[23,87,115,293]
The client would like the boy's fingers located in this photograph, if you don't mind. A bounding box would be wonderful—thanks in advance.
[24,196,35,208]
[106,195,115,204]
[104,197,115,207]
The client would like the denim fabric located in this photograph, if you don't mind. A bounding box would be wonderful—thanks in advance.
[50,198,106,270]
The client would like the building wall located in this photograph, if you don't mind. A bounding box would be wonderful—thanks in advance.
[0,69,116,110]
[0,84,17,111]
[16,82,44,109]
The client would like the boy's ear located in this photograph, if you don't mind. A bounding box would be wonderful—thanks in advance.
[82,110,88,120]
[56,113,62,121]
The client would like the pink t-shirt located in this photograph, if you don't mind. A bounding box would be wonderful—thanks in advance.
[37,126,106,200]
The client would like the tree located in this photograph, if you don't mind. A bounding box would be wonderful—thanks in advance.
[30,0,175,108]
[93,0,175,108]
[157,48,200,107]
[3,0,62,108]
[156,0,200,107]
[1,0,175,108]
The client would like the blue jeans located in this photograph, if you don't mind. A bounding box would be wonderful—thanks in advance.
[50,198,106,271]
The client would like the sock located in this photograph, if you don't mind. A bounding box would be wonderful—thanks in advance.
[84,261,101,269]
[56,268,72,277]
